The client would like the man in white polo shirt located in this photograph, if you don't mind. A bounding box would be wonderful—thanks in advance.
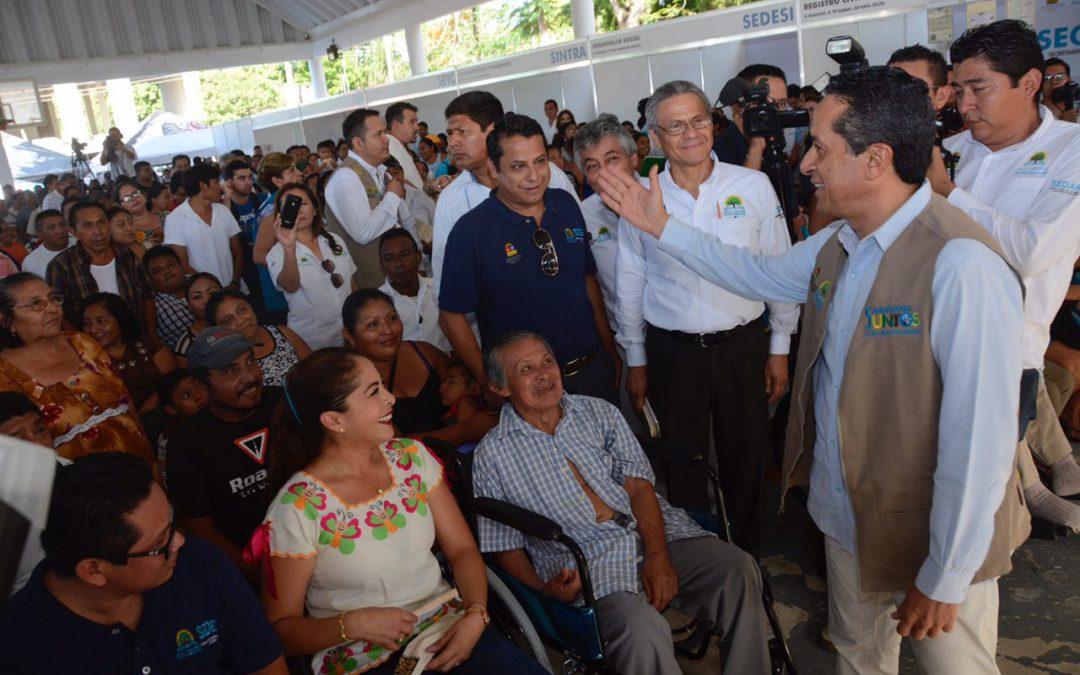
[385,101,425,190]
[164,162,243,290]
[21,209,71,278]
[930,20,1080,530]
[431,90,579,300]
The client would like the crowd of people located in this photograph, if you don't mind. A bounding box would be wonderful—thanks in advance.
[0,17,1077,675]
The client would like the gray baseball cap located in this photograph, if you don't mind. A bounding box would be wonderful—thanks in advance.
[186,326,255,373]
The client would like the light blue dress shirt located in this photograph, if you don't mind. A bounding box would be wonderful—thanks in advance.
[655,183,1023,603]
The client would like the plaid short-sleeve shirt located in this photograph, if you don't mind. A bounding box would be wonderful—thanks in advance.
[46,244,154,329]
[473,394,709,601]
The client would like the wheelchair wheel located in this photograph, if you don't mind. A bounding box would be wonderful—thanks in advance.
[486,567,555,674]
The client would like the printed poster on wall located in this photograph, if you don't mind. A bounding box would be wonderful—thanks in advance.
[928,7,955,44]
[1036,0,1080,74]
[966,0,997,27]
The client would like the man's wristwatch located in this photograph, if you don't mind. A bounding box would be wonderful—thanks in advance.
[464,603,489,626]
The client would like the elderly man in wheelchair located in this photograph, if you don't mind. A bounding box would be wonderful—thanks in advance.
[472,331,771,674]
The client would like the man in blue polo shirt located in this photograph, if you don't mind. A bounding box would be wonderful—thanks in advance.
[439,113,621,404]
[0,452,286,675]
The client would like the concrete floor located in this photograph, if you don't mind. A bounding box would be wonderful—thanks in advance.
[667,451,1080,675]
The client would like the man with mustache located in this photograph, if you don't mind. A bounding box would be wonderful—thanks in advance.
[929,20,1080,529]
[167,326,282,580]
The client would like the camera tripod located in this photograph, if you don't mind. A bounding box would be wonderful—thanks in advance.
[760,134,797,238]
[70,145,97,182]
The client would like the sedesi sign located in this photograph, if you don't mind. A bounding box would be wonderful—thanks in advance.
[1036,0,1080,74]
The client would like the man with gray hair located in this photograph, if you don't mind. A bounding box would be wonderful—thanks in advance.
[575,114,638,324]
[614,80,798,555]
[473,330,770,675]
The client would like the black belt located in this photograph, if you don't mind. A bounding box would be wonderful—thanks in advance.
[649,315,765,349]
[561,347,599,378]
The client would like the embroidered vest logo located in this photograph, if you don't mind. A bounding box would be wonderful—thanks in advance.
[234,428,269,464]
[810,266,832,309]
[864,304,922,336]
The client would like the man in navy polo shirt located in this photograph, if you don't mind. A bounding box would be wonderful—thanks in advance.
[0,452,286,675]
[439,112,621,405]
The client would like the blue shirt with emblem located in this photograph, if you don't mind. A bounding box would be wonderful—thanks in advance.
[439,188,600,364]
[0,537,282,675]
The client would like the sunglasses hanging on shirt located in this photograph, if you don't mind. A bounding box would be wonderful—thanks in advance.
[532,225,560,277]
[321,259,344,288]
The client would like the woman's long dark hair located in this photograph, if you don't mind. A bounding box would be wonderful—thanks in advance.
[0,272,43,350]
[270,347,364,488]
[274,182,342,256]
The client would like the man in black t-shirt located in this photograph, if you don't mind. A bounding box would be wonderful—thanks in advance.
[167,327,281,579]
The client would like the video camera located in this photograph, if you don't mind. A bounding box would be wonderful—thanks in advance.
[1051,81,1080,112]
[70,137,86,153]
[717,77,809,139]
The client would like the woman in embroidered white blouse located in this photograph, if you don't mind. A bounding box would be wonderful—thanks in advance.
[255,347,545,674]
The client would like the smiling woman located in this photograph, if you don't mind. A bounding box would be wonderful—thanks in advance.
[0,273,154,464]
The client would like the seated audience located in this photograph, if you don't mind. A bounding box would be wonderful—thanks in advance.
[47,201,156,333]
[0,222,28,266]
[0,272,154,463]
[81,291,178,423]
[174,272,222,360]
[0,452,288,675]
[153,367,209,485]
[143,245,195,349]
[343,289,495,445]
[106,205,145,261]
[378,229,451,352]
[473,332,769,675]
[0,390,64,594]
[20,209,71,278]
[117,182,164,248]
[256,347,546,675]
[265,182,356,350]
[167,326,282,579]
[206,289,311,387]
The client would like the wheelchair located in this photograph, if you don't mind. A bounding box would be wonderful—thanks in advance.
[426,435,798,675]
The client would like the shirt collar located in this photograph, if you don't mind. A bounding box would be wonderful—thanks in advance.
[837,181,931,255]
[349,150,381,177]
[658,152,724,195]
[492,394,583,440]
[23,562,128,639]
[487,188,561,225]
[955,105,1055,156]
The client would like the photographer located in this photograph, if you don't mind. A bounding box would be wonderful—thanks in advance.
[930,20,1080,530]
[597,64,1026,674]
[100,127,138,179]
[1042,57,1077,122]
[714,64,790,170]
[614,80,797,555]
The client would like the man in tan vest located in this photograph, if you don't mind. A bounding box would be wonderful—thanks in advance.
[324,108,420,289]
[594,66,1029,674]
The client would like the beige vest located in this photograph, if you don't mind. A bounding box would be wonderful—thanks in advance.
[782,194,1030,592]
[323,157,387,289]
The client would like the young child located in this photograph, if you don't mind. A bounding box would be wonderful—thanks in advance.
[154,368,209,485]
[440,359,485,425]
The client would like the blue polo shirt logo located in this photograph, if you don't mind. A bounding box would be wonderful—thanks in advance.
[564,227,585,243]
[504,242,521,264]
[175,619,221,660]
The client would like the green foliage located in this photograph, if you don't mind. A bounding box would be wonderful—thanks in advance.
[132,81,163,122]
[322,34,410,96]
[199,64,288,125]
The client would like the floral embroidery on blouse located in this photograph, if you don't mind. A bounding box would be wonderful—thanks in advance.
[401,474,430,516]
[364,500,406,541]
[281,481,328,520]
[319,509,361,554]
[385,438,423,471]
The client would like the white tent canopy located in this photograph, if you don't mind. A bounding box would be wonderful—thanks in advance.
[1,131,74,186]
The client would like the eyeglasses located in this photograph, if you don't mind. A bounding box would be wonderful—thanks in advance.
[1043,73,1067,83]
[92,523,177,565]
[654,115,713,136]
[12,292,64,312]
[119,191,143,204]
[531,225,560,277]
[321,259,344,288]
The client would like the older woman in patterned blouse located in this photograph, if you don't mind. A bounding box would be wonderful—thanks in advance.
[0,273,153,463]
